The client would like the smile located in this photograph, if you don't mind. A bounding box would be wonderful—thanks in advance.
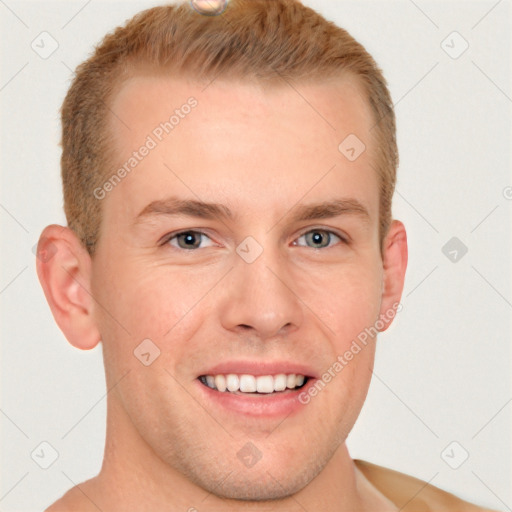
[198,373,308,394]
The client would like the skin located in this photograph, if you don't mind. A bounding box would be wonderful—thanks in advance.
[37,72,408,511]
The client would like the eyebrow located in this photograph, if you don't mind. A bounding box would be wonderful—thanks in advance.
[134,196,370,225]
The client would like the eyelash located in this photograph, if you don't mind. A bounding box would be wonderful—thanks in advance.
[160,228,348,251]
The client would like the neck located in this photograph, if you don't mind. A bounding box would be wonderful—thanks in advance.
[86,395,392,512]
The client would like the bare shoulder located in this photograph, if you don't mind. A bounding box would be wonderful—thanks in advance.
[45,480,100,512]
[354,459,499,512]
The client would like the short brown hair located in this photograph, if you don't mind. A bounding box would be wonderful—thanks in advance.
[61,0,398,255]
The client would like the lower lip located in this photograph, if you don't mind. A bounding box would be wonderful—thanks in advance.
[195,378,316,418]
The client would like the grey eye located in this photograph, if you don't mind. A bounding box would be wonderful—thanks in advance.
[296,229,343,249]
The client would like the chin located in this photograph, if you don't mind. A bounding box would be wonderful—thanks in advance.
[170,439,332,502]
[193,462,322,501]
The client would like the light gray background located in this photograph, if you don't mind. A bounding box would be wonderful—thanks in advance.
[1,0,511,510]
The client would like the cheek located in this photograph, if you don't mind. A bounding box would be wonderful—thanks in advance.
[319,258,383,411]
[292,255,383,350]
[91,259,219,365]
[121,265,220,335]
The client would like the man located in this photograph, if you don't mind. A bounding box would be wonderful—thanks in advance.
[36,0,495,510]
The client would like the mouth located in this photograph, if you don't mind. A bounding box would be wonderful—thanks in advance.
[198,373,310,395]
[195,362,317,417]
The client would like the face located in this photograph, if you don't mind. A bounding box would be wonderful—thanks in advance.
[90,73,389,499]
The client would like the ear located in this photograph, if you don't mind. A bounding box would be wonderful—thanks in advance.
[35,224,101,350]
[378,220,408,332]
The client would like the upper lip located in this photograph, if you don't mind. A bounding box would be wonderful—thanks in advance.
[198,360,318,379]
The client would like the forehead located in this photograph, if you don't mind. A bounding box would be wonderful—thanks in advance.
[104,73,378,225]
[110,72,373,140]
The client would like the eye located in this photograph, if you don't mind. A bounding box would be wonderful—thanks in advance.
[161,228,346,251]
[293,229,345,249]
[164,230,215,250]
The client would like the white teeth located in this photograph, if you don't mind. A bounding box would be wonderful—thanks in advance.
[226,374,239,392]
[256,375,274,393]
[274,374,287,392]
[239,374,257,392]
[214,374,227,392]
[202,373,307,393]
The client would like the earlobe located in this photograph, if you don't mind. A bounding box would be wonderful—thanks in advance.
[35,225,101,350]
[378,220,408,332]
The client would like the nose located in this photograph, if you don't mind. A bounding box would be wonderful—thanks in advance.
[218,240,304,340]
